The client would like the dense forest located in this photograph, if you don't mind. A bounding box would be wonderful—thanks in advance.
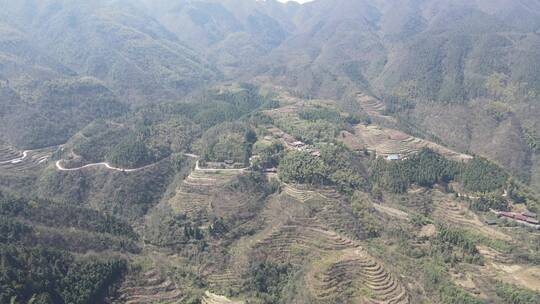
[0,191,129,304]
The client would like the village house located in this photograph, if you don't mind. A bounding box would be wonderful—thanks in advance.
[493,210,540,229]
[387,154,401,161]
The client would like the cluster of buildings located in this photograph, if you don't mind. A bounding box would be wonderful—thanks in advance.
[290,141,321,157]
[267,127,321,157]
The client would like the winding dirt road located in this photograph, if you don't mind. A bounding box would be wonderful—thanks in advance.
[0,151,29,164]
[194,160,248,172]
[55,160,155,172]
[55,152,250,173]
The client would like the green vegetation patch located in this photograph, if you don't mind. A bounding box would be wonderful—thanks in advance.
[370,148,459,193]
[495,282,540,304]
[278,144,365,194]
[461,158,508,193]
[0,244,126,304]
[195,122,256,164]
[433,225,483,265]
[423,262,485,304]
[243,261,293,304]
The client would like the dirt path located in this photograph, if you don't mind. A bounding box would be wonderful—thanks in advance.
[0,150,29,164]
[194,160,248,172]
[55,160,156,172]
[54,152,203,173]
[372,203,409,220]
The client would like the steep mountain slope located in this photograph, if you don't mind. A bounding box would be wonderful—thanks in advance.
[0,22,73,84]
[0,77,126,149]
[2,1,540,303]
[0,0,218,105]
[253,0,540,191]
[140,0,296,78]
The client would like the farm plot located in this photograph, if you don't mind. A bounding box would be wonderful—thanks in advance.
[283,184,317,202]
[307,248,410,304]
[205,271,243,291]
[431,191,511,241]
[0,143,53,172]
[200,188,411,303]
[114,269,185,304]
[202,291,244,304]
[342,124,472,162]
[372,204,409,221]
[256,218,358,263]
[169,166,246,220]
[356,93,388,117]
[451,245,540,296]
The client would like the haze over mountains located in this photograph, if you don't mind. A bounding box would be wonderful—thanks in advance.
[2,0,540,189]
[1,1,540,303]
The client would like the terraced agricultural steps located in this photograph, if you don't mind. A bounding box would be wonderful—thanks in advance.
[251,199,411,303]
[283,184,316,202]
[308,248,410,304]
[356,93,387,116]
[114,270,185,304]
[202,291,244,304]
[347,124,472,162]
[255,215,361,266]
[168,165,246,220]
[283,184,342,202]
[0,143,53,172]
[205,271,243,290]
[0,145,21,162]
[431,191,511,241]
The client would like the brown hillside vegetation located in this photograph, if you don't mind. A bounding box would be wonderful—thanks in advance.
[3,1,540,303]
[341,124,472,162]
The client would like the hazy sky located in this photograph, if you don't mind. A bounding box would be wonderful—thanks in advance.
[277,0,315,3]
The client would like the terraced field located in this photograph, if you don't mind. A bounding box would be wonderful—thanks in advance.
[114,269,185,304]
[202,291,244,304]
[0,143,53,172]
[257,218,358,263]
[249,193,412,303]
[168,165,246,220]
[283,184,317,202]
[307,248,410,304]
[341,124,472,162]
[356,93,389,118]
[431,190,511,241]
[205,271,243,291]
[451,245,540,295]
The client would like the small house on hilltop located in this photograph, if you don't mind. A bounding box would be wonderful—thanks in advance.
[387,154,401,161]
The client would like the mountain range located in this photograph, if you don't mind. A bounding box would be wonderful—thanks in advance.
[1,1,540,303]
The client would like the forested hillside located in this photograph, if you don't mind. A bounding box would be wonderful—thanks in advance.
[2,0,540,303]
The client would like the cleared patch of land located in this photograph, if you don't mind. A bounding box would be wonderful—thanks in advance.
[114,269,185,304]
[202,291,244,304]
[431,190,511,241]
[372,203,409,221]
[306,247,410,303]
[341,124,472,162]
